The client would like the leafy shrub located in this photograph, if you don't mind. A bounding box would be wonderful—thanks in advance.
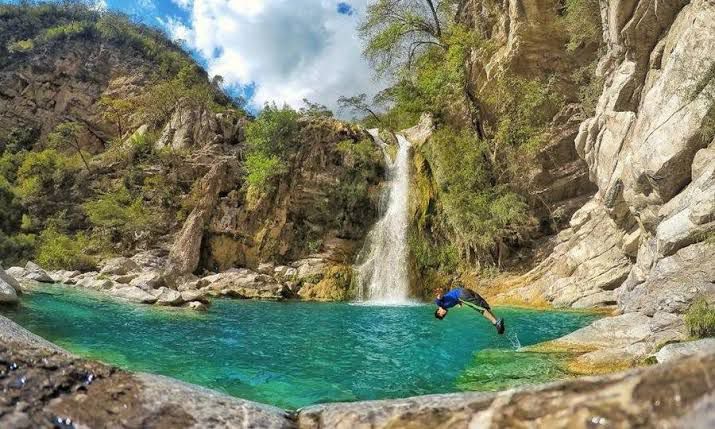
[36,226,95,271]
[244,152,287,192]
[83,186,157,246]
[685,298,715,338]
[424,127,529,260]
[7,38,34,53]
[562,0,602,52]
[243,105,300,193]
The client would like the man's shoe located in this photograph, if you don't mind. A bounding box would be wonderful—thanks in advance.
[495,318,505,335]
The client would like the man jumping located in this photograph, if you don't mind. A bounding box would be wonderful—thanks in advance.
[434,284,505,334]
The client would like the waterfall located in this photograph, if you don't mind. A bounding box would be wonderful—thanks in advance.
[356,130,413,304]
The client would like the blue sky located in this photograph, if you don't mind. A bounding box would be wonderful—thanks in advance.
[105,0,379,113]
[4,0,379,113]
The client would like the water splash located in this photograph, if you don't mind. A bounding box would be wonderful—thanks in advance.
[507,331,522,350]
[356,130,413,304]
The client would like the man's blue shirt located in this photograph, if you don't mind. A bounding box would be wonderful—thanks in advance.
[434,287,463,309]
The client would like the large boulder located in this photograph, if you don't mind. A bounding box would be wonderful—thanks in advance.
[154,287,184,306]
[0,265,21,294]
[202,270,288,300]
[0,278,18,304]
[110,286,157,304]
[655,339,715,363]
[618,241,715,315]
[24,262,53,283]
[129,271,164,290]
[99,257,140,276]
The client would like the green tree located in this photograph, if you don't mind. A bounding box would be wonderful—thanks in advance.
[99,96,135,138]
[359,0,458,75]
[337,93,382,123]
[47,121,91,172]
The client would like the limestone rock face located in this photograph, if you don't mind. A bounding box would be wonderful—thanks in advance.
[155,105,245,150]
[503,0,715,317]
[618,241,715,315]
[202,118,384,271]
[168,162,229,275]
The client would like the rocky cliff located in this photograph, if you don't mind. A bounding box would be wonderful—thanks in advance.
[453,0,715,367]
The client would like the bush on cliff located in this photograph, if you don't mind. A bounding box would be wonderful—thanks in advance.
[685,298,715,338]
[244,105,299,194]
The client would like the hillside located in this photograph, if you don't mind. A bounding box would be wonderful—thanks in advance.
[0,3,385,302]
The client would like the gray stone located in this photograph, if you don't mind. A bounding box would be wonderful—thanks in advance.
[180,289,209,304]
[155,287,184,306]
[100,257,140,275]
[0,265,21,293]
[5,267,26,279]
[0,278,18,304]
[24,261,53,283]
[186,301,208,311]
[129,271,164,290]
[110,286,157,304]
[655,338,715,363]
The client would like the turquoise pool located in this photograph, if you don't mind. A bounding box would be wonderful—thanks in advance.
[1,285,598,409]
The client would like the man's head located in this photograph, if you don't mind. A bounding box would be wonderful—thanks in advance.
[435,307,447,320]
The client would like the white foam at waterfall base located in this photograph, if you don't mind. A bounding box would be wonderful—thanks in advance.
[356,132,414,305]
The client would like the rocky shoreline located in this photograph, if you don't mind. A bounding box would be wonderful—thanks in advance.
[1,315,713,428]
[0,248,352,311]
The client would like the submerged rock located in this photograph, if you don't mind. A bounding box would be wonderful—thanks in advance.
[299,352,715,428]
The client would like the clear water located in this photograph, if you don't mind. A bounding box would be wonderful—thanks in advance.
[1,285,598,409]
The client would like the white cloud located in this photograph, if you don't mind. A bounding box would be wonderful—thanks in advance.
[92,0,108,12]
[164,0,382,114]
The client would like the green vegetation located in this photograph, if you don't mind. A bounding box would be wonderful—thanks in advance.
[561,0,602,52]
[243,105,300,194]
[685,298,715,338]
[36,226,95,271]
[83,185,158,249]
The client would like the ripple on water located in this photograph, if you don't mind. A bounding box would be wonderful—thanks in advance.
[0,285,599,409]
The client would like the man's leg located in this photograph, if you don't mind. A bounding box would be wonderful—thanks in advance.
[462,289,505,334]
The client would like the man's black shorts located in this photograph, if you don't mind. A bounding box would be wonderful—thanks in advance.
[459,289,491,313]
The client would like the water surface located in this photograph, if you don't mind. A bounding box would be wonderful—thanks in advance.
[1,285,598,409]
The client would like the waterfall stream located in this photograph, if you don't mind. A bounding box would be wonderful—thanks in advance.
[356,130,412,304]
